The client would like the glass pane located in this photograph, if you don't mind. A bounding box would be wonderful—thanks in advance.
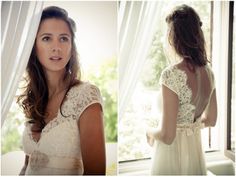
[119,1,212,161]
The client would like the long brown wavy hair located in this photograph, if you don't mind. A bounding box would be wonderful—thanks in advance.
[17,6,81,132]
[165,5,209,71]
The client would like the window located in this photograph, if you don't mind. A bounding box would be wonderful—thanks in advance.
[119,1,214,162]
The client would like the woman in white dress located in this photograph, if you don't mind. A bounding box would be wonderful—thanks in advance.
[146,5,217,175]
[18,6,106,175]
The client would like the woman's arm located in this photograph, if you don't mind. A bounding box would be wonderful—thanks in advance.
[201,89,217,127]
[147,85,178,145]
[78,103,106,175]
[19,155,29,175]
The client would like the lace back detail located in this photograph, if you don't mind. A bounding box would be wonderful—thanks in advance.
[160,66,194,124]
[160,65,215,124]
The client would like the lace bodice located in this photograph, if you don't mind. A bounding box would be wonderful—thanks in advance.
[22,82,103,175]
[160,65,215,124]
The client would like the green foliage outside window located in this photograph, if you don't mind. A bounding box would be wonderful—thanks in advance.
[1,102,24,154]
[87,57,117,142]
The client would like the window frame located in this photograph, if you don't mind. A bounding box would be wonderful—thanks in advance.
[225,0,235,162]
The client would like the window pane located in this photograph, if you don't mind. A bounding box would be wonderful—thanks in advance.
[119,1,212,161]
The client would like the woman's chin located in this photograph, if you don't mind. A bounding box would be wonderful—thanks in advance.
[43,66,67,74]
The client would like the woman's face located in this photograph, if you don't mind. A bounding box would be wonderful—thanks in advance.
[35,18,72,73]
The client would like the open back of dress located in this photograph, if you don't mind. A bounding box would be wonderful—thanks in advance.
[186,66,215,121]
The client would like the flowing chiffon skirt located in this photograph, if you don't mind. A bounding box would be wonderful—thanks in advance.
[151,119,207,175]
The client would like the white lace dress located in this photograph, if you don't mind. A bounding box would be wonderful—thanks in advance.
[151,65,215,175]
[22,82,103,175]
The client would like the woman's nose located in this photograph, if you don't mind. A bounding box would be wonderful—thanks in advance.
[51,41,61,52]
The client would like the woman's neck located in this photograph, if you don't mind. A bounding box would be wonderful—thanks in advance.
[44,69,68,98]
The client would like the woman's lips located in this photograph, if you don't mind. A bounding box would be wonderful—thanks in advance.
[49,56,62,61]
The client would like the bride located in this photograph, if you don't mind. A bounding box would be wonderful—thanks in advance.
[146,5,217,175]
[18,6,106,175]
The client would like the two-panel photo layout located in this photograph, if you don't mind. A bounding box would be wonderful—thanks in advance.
[1,0,235,176]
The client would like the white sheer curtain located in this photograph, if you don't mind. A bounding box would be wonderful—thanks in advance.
[211,1,230,152]
[119,1,162,120]
[1,1,43,126]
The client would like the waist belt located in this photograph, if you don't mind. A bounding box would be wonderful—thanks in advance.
[29,150,83,171]
[176,119,205,136]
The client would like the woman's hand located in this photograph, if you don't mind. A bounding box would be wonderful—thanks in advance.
[146,130,155,147]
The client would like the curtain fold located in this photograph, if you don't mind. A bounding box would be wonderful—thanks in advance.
[119,1,162,120]
[1,1,44,126]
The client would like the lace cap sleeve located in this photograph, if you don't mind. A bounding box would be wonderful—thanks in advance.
[74,83,103,120]
[159,66,180,95]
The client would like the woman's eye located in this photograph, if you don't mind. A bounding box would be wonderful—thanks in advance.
[60,37,69,42]
[42,36,50,41]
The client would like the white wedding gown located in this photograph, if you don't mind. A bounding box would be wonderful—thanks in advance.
[22,82,103,175]
[151,64,215,175]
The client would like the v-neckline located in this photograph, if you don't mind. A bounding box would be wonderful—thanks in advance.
[28,83,82,145]
[30,110,61,145]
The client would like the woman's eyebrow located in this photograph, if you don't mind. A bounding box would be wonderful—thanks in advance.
[59,33,71,37]
[39,33,52,37]
[39,33,71,37]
